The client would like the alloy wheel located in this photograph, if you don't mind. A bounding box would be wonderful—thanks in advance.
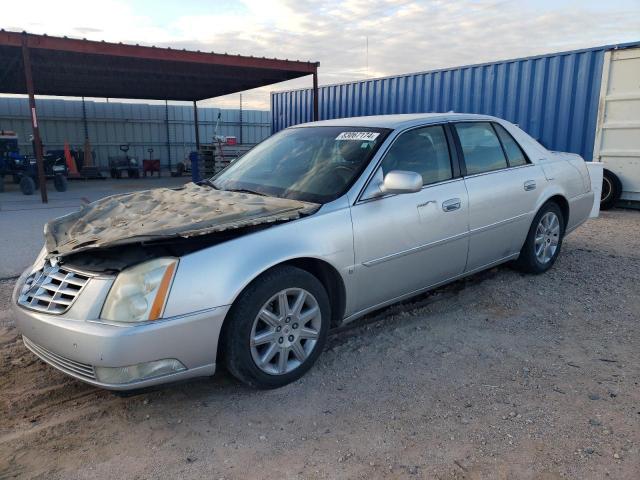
[534,211,560,264]
[250,288,322,375]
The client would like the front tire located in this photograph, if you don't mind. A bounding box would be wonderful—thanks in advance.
[222,266,330,389]
[515,202,564,274]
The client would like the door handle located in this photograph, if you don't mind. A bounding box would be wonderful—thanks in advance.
[442,198,461,212]
[524,180,536,191]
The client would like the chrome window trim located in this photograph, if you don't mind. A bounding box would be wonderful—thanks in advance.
[461,162,536,180]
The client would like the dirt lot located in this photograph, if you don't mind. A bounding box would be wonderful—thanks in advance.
[0,210,638,479]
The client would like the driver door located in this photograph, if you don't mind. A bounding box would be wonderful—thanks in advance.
[349,124,470,314]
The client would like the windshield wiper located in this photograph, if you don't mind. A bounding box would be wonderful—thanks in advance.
[198,179,218,189]
[224,188,267,197]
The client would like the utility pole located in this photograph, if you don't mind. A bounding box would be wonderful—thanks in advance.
[193,100,200,151]
[165,100,171,171]
[239,93,243,144]
[81,96,94,168]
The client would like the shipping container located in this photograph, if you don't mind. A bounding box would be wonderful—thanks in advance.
[272,41,640,206]
[593,47,640,204]
[0,98,270,170]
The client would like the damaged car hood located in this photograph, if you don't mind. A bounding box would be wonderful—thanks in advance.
[45,183,320,256]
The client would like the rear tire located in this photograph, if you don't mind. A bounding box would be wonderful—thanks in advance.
[515,202,564,274]
[222,266,330,389]
[19,176,35,195]
[600,169,622,210]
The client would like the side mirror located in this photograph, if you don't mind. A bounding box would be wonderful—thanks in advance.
[380,170,422,195]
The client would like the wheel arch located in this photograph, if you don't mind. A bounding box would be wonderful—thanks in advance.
[517,192,569,254]
[279,257,347,328]
[216,256,347,361]
[544,194,569,230]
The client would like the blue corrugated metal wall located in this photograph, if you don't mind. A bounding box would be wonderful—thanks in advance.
[272,42,640,161]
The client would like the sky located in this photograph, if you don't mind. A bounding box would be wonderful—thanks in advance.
[2,0,640,110]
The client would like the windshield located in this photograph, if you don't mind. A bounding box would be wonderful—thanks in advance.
[212,126,391,203]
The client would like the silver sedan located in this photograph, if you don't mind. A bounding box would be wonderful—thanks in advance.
[12,113,594,390]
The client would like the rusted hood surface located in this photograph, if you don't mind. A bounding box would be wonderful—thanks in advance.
[45,183,319,256]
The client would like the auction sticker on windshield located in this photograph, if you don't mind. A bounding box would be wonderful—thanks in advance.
[336,131,380,141]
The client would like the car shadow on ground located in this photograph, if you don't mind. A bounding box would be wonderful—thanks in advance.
[109,266,504,401]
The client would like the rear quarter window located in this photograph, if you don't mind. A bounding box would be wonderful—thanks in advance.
[494,123,528,167]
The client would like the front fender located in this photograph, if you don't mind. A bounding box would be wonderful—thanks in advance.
[163,204,354,317]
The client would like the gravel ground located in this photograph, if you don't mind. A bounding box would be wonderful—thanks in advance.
[0,210,638,479]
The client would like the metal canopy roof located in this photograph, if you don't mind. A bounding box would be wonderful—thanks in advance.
[0,30,319,101]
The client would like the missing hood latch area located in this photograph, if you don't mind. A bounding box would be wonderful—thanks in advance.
[58,223,275,274]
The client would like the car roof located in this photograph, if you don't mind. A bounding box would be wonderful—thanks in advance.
[293,113,499,130]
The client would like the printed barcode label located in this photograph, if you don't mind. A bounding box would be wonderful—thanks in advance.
[335,132,380,141]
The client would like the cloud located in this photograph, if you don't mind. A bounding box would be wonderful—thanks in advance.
[3,0,639,109]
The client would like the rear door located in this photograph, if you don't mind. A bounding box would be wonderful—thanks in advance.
[349,124,469,313]
[454,121,546,272]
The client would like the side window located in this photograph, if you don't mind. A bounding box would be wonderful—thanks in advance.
[455,122,508,175]
[493,123,528,167]
[381,125,453,185]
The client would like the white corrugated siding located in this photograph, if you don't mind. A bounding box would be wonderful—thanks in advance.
[0,98,270,168]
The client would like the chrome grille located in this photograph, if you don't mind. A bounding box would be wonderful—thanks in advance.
[23,336,96,380]
[18,261,90,314]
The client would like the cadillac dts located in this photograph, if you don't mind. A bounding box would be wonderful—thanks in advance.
[13,114,594,390]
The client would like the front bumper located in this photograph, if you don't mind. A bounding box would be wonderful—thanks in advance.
[12,295,229,391]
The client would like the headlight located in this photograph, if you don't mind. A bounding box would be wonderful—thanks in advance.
[101,258,178,323]
[32,245,48,271]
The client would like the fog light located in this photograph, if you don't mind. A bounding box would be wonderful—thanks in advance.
[94,359,186,384]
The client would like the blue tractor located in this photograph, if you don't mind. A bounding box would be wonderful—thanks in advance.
[0,130,68,195]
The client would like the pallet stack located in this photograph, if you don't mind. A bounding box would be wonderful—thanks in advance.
[198,144,253,176]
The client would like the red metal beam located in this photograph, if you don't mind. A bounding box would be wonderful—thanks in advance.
[20,33,47,203]
[0,30,319,73]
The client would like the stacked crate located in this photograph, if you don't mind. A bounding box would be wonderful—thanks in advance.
[198,143,253,176]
